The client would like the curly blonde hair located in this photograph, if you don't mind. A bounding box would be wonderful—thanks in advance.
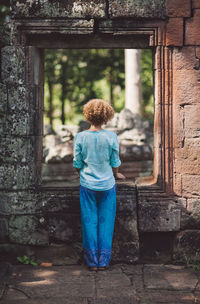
[83,99,115,126]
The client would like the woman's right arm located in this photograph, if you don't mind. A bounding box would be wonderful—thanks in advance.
[112,167,126,180]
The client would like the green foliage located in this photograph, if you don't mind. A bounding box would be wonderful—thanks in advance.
[183,252,200,271]
[0,1,10,23]
[44,49,126,128]
[44,48,153,128]
[17,255,38,267]
[141,49,154,121]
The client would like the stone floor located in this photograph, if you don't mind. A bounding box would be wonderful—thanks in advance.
[1,262,200,303]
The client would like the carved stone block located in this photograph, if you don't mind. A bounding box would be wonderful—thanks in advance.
[11,0,106,18]
[0,191,40,215]
[182,175,200,197]
[166,18,183,46]
[185,9,200,45]
[48,214,82,243]
[0,84,7,112]
[0,164,35,190]
[1,46,26,85]
[7,85,34,112]
[138,200,181,232]
[9,215,49,245]
[166,0,191,17]
[109,0,166,18]
[181,198,200,229]
[0,136,34,164]
[5,110,35,136]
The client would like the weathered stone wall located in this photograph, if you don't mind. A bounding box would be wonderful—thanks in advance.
[11,0,166,19]
[0,0,200,263]
[168,0,200,260]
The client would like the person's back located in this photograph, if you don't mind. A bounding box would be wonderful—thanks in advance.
[73,129,121,191]
[73,99,125,271]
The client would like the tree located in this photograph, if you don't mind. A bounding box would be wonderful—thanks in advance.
[44,49,125,126]
[45,50,58,126]
[0,1,10,23]
[44,48,153,127]
[141,49,154,121]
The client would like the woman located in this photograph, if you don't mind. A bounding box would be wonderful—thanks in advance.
[73,99,125,271]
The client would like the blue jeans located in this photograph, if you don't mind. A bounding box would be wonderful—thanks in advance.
[79,184,116,267]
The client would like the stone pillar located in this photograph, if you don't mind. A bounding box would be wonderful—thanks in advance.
[0,22,49,247]
[125,49,142,115]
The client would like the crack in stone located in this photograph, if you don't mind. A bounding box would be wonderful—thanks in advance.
[0,283,9,300]
[180,106,185,148]
[83,297,89,304]
[121,265,134,286]
[141,264,145,290]
[193,273,200,293]
[6,284,31,299]
[94,271,97,299]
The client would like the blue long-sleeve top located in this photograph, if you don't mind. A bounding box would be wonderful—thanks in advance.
[73,129,121,191]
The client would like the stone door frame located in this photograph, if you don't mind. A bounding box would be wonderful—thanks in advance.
[17,18,173,197]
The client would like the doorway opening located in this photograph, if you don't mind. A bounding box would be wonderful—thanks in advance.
[41,48,154,187]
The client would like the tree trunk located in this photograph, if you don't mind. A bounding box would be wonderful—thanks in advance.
[125,49,142,115]
[109,49,114,108]
[61,81,66,125]
[47,79,53,127]
[109,72,114,107]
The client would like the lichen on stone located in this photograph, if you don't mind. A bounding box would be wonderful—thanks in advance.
[109,0,166,18]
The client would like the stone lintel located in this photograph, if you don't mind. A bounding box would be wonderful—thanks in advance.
[16,19,95,35]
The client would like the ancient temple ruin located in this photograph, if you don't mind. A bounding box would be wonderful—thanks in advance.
[0,0,200,263]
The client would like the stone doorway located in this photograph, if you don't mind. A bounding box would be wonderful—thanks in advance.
[27,30,157,262]
[21,23,171,262]
[26,25,170,193]
[1,8,178,263]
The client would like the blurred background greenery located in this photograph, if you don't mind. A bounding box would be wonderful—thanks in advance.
[0,0,10,22]
[44,49,154,129]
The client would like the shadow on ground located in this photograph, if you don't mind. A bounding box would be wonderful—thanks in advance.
[1,262,200,303]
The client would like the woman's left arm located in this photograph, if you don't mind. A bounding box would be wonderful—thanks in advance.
[110,133,126,180]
